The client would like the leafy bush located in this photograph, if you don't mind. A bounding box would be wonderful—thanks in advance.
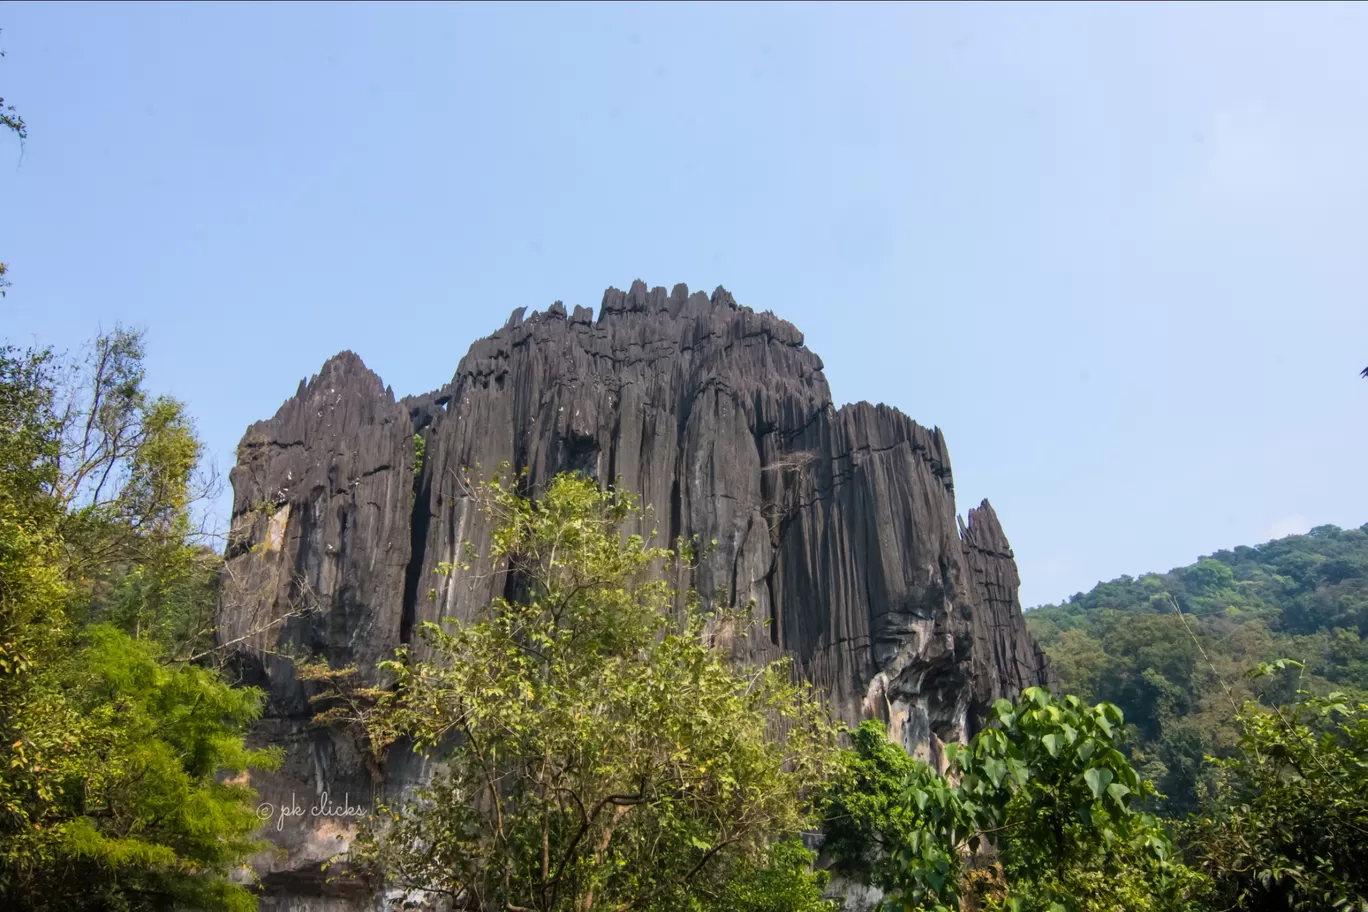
[1191,663,1368,911]
[823,689,1207,912]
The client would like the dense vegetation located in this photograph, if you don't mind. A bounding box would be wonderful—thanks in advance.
[0,334,277,910]
[1188,671,1368,911]
[1026,524,1368,814]
[306,472,841,912]
[308,468,1366,912]
[821,676,1368,912]
[822,692,1205,912]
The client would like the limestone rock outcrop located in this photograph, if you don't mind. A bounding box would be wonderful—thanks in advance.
[218,281,1055,910]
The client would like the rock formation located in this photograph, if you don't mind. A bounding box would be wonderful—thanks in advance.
[218,281,1055,910]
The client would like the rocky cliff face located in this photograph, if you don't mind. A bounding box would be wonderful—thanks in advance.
[219,281,1054,910]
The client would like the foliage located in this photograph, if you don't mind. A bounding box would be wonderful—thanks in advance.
[1027,524,1368,813]
[823,720,983,912]
[326,471,838,911]
[0,346,63,673]
[823,690,1206,912]
[45,328,224,661]
[0,337,276,910]
[2,626,277,912]
[1190,662,1368,911]
[964,691,1205,912]
[822,719,941,895]
[676,836,836,912]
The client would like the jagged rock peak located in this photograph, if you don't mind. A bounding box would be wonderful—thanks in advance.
[273,349,392,417]
[596,278,744,324]
[449,282,820,433]
[960,499,1013,556]
[309,349,386,391]
[216,280,1055,910]
[959,498,1058,725]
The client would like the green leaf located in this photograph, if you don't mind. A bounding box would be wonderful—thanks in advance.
[1084,766,1113,800]
[983,756,1006,787]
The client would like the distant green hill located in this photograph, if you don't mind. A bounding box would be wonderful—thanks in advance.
[1026,523,1368,814]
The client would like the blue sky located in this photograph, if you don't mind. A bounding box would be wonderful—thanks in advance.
[3,2,1366,607]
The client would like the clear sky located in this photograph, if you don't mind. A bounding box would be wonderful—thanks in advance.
[3,2,1366,607]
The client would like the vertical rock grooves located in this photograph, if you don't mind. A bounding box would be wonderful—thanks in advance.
[959,501,1059,736]
[216,281,1054,910]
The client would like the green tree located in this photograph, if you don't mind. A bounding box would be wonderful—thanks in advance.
[0,336,277,911]
[326,472,838,912]
[823,689,1206,912]
[1192,662,1368,911]
[50,329,224,660]
[822,719,983,912]
[960,690,1204,912]
[822,719,934,896]
[1027,524,1368,815]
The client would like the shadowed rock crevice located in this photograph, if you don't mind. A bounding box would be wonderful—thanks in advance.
[216,281,1054,909]
[399,436,431,647]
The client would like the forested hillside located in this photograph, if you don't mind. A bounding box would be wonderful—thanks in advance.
[1027,524,1368,813]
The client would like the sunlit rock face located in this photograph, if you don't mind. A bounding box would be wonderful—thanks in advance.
[218,280,1055,910]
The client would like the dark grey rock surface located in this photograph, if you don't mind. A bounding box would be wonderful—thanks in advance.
[217,281,1054,910]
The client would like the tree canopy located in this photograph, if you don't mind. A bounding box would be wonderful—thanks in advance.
[1027,524,1368,814]
[1190,662,1368,911]
[0,334,277,911]
[311,471,840,912]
